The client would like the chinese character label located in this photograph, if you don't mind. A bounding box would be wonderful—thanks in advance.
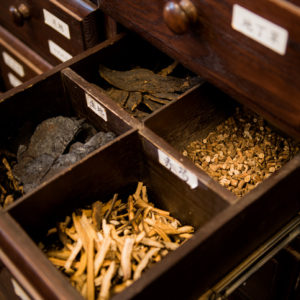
[232,4,288,55]
[43,9,71,39]
[158,149,198,189]
[86,93,108,121]
[2,52,25,77]
[48,40,72,62]
[8,72,23,87]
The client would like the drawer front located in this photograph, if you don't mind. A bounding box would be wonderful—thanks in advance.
[99,0,300,140]
[0,0,101,65]
[0,26,52,90]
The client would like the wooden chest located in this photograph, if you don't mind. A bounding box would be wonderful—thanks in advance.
[0,0,104,65]
[0,33,299,299]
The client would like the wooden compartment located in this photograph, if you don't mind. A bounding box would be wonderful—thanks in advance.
[99,0,300,140]
[0,25,53,91]
[145,82,300,200]
[70,33,203,123]
[0,0,104,65]
[0,128,229,299]
[0,63,132,208]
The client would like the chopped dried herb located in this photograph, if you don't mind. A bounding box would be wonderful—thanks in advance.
[41,182,194,300]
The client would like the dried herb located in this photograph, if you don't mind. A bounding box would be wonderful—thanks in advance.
[0,151,23,207]
[183,107,299,197]
[41,182,194,300]
[11,116,115,195]
[98,62,203,120]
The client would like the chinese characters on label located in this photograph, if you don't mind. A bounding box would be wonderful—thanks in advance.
[232,4,288,55]
[43,9,71,39]
[48,40,72,62]
[86,93,108,121]
[158,149,198,189]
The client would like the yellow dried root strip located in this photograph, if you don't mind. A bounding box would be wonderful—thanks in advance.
[134,182,144,199]
[128,195,139,232]
[133,247,160,280]
[104,193,118,220]
[121,237,135,281]
[65,238,83,271]
[73,213,89,249]
[141,185,148,203]
[2,157,22,192]
[48,257,80,269]
[98,261,116,300]
[92,201,103,230]
[134,197,170,216]
[80,214,99,248]
[144,218,194,235]
[111,280,133,294]
[72,250,87,278]
[87,238,95,300]
[140,238,164,249]
[47,248,71,260]
[94,227,112,276]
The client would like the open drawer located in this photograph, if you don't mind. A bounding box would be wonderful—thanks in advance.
[99,0,300,140]
[0,33,298,299]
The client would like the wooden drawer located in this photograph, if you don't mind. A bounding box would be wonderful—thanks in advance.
[99,0,300,140]
[0,34,299,299]
[0,25,52,91]
[0,0,103,65]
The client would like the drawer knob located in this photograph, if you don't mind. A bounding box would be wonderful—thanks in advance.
[9,4,30,26]
[163,0,198,34]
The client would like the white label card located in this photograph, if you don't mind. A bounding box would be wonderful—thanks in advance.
[158,149,198,189]
[86,93,107,121]
[8,72,23,87]
[2,52,25,77]
[48,40,72,62]
[11,279,31,300]
[43,9,71,39]
[232,4,288,55]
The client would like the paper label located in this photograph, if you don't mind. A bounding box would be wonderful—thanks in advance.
[158,149,198,189]
[48,40,72,62]
[11,279,31,300]
[2,52,25,77]
[8,72,23,87]
[43,9,70,39]
[86,93,107,121]
[232,4,288,55]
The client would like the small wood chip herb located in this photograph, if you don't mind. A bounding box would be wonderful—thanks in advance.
[182,108,299,197]
[41,182,194,300]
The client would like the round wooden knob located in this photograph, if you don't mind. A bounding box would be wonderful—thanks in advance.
[163,0,197,34]
[9,4,30,26]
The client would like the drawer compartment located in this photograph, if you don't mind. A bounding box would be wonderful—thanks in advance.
[145,82,300,200]
[0,0,103,65]
[70,33,203,123]
[0,25,52,91]
[0,64,132,208]
[1,128,229,299]
[99,0,300,139]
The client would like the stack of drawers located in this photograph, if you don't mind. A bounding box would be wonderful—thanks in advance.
[0,0,104,91]
[0,1,299,299]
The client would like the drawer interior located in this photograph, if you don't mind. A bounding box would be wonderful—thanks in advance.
[3,130,230,299]
[70,33,202,120]
[0,68,132,207]
[145,82,300,199]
